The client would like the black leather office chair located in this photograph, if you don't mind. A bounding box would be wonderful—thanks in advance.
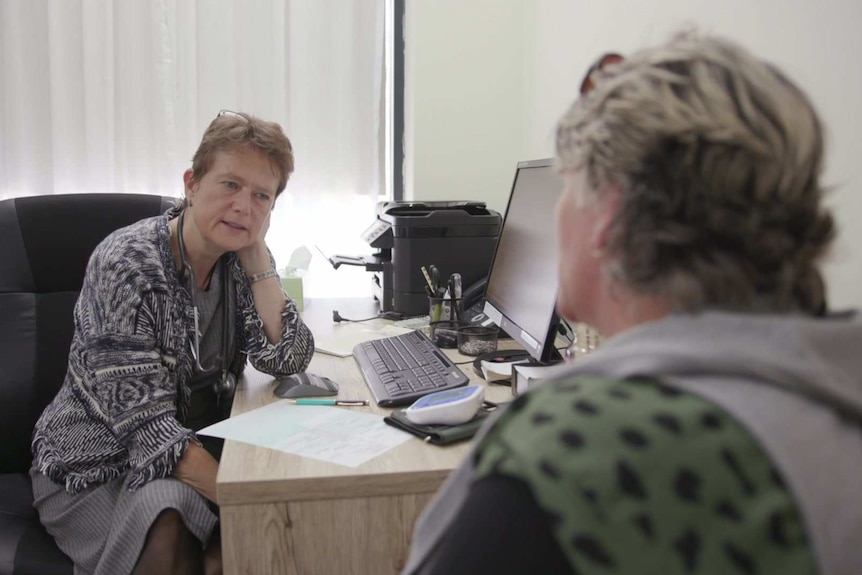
[0,193,175,575]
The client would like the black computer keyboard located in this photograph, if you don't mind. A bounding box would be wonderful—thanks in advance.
[353,329,470,407]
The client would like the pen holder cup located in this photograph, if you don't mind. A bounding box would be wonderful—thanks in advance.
[428,296,464,324]
[429,320,469,349]
[456,326,499,356]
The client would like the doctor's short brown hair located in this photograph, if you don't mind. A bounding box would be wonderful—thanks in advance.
[190,110,294,199]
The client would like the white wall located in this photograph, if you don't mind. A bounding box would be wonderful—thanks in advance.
[407,0,862,308]
[404,0,531,214]
[526,0,862,309]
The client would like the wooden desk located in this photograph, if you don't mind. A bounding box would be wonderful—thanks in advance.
[217,298,516,575]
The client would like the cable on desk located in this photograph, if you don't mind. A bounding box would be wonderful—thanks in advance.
[332,310,407,323]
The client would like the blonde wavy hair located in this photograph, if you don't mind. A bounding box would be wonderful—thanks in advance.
[556,33,834,314]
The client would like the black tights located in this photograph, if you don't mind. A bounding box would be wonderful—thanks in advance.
[132,509,222,575]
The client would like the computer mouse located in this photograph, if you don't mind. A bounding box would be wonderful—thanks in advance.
[274,372,339,399]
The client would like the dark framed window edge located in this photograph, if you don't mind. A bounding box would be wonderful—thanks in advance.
[390,0,405,201]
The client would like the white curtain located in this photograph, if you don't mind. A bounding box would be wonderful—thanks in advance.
[0,0,384,295]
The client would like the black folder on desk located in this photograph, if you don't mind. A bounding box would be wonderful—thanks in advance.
[383,402,499,445]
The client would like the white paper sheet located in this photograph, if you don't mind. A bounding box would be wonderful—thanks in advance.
[480,359,515,382]
[513,361,573,395]
[198,400,413,467]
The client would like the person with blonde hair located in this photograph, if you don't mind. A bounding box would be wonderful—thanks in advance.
[403,34,861,575]
[31,111,314,575]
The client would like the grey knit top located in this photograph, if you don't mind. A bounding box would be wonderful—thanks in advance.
[31,206,315,493]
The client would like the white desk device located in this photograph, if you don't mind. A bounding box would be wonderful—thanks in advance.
[404,385,485,426]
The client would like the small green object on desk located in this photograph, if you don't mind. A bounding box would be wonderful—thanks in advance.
[281,275,304,311]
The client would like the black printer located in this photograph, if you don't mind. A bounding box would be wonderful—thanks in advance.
[329,201,502,316]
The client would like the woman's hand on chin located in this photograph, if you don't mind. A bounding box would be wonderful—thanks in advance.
[237,211,272,274]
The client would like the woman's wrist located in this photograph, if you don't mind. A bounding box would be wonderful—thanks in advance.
[238,242,272,277]
[248,268,278,284]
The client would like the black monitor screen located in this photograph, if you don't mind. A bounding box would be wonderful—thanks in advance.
[483,159,563,364]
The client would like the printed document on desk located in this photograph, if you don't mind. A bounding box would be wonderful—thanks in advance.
[513,361,573,396]
[198,400,413,467]
[314,323,414,357]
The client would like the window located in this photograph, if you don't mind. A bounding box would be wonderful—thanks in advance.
[0,0,398,298]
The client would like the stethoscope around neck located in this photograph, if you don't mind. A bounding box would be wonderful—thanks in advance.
[177,209,236,399]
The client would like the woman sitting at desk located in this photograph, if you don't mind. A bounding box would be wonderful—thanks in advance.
[403,34,862,575]
[31,111,314,575]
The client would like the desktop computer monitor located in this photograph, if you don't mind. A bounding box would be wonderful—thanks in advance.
[483,158,564,364]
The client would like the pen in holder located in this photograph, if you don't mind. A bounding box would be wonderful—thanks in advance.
[428,296,463,324]
[429,320,469,348]
[428,295,465,348]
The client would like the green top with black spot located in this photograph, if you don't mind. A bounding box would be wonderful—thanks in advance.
[473,376,815,574]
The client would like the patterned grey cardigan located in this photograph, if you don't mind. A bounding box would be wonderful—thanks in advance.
[31,207,315,493]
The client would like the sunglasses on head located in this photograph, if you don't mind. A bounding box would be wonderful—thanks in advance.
[216,109,249,122]
[580,53,624,95]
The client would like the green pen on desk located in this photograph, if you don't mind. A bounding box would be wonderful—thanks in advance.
[289,398,369,406]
